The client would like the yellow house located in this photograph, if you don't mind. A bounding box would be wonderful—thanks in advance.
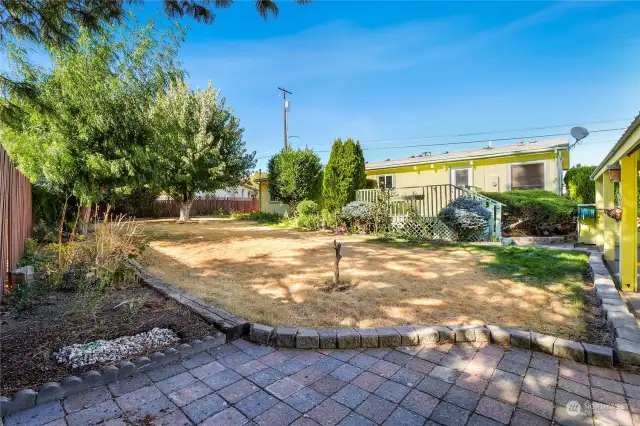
[254,175,291,215]
[365,139,570,194]
[590,114,640,292]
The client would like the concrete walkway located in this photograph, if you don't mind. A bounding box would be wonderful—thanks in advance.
[5,340,640,426]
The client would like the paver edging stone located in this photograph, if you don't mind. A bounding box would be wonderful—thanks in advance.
[588,253,640,368]
[0,332,226,417]
[127,259,250,340]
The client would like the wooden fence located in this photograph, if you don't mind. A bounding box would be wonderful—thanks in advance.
[1,144,33,294]
[144,198,259,218]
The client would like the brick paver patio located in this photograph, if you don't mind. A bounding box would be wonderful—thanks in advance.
[5,339,640,426]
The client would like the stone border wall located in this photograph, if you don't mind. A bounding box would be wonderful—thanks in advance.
[508,236,566,246]
[0,332,226,417]
[127,259,250,340]
[249,323,613,366]
[590,252,640,365]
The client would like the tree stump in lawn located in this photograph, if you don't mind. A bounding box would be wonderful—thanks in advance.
[333,239,342,288]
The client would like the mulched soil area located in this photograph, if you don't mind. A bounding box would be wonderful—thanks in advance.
[0,284,215,395]
[582,266,611,348]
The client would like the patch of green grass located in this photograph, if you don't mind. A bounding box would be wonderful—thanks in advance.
[367,236,589,310]
[231,211,283,224]
[472,246,586,285]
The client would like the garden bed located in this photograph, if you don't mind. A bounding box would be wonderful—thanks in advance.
[0,283,214,395]
[140,218,603,344]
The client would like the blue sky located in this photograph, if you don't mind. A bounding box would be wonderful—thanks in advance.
[144,0,639,171]
[7,1,640,172]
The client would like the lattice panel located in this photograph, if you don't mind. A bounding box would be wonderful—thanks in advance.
[387,217,488,242]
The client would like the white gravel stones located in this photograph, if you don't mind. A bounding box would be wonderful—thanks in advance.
[53,328,179,368]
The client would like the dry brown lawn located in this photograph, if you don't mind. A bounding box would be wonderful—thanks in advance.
[139,218,586,340]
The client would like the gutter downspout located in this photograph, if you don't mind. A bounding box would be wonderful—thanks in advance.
[555,149,564,195]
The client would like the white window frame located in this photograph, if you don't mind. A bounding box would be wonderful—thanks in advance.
[377,174,395,189]
[450,166,473,188]
[507,160,547,191]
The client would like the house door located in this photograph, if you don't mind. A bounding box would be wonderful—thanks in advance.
[451,167,472,188]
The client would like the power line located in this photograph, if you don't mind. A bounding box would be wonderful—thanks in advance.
[342,117,633,148]
[315,127,625,153]
[253,122,630,160]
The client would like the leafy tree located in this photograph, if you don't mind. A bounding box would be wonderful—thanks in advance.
[1,0,311,121]
[322,137,367,213]
[1,20,182,261]
[149,80,256,221]
[564,164,596,204]
[267,148,322,212]
[1,21,182,202]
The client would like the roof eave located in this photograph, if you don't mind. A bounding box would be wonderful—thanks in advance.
[591,113,640,180]
[365,144,569,171]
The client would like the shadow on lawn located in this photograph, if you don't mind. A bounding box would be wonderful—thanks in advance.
[366,238,589,310]
[140,222,590,340]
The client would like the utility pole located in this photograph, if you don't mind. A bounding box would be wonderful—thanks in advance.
[278,87,292,149]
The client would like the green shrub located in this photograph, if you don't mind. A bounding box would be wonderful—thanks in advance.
[32,185,66,238]
[113,187,161,218]
[480,190,577,236]
[294,200,320,230]
[297,214,321,230]
[296,199,319,216]
[231,211,282,223]
[340,201,374,233]
[438,197,491,241]
[321,208,337,229]
[564,165,596,204]
[371,187,392,233]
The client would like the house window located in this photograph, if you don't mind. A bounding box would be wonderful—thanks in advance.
[511,163,544,190]
[451,168,473,188]
[270,191,280,203]
[377,175,394,189]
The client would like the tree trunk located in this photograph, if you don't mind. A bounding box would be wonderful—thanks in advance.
[69,202,82,243]
[103,204,111,222]
[178,198,194,222]
[58,195,70,269]
[79,204,91,234]
[333,239,342,287]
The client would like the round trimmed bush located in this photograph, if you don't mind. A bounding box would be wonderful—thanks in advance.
[438,197,491,241]
[340,201,374,233]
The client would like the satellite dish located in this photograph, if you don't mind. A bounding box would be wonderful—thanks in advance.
[570,126,589,142]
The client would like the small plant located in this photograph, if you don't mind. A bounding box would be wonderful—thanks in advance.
[340,201,374,233]
[231,211,282,223]
[321,208,337,229]
[371,187,392,233]
[438,197,491,241]
[297,215,320,230]
[296,200,321,230]
[296,199,319,216]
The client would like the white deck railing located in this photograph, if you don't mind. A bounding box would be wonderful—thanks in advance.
[356,184,503,240]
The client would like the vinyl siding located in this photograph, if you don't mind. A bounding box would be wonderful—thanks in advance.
[366,152,566,194]
[258,181,290,215]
